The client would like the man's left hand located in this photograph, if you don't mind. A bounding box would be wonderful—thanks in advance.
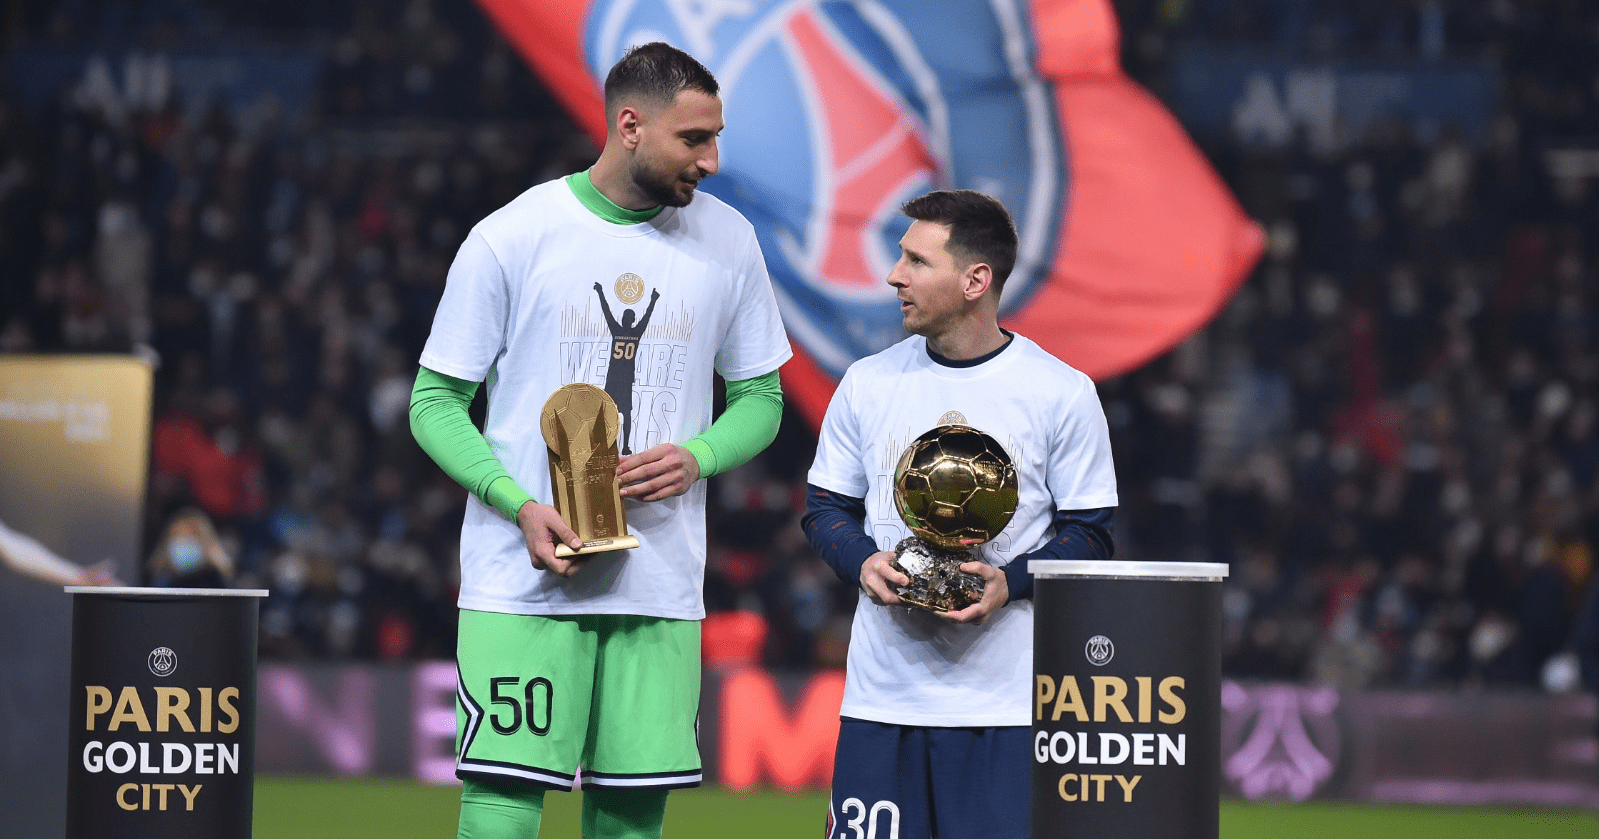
[617,443,700,501]
[938,561,1009,625]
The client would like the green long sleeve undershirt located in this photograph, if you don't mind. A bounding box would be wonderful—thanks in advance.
[408,366,784,521]
[682,372,785,477]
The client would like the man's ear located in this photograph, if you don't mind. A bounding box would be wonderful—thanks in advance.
[963,262,995,301]
[615,105,644,150]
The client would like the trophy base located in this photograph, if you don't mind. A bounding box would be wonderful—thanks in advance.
[890,537,985,613]
[554,534,640,558]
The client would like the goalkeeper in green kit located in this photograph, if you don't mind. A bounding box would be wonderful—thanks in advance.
[409,42,791,839]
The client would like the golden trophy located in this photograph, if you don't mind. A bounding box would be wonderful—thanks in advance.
[540,383,641,557]
[890,424,1019,612]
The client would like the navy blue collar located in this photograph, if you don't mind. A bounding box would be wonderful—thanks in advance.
[926,330,1014,368]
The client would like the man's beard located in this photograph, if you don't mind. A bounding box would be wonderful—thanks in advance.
[631,158,696,208]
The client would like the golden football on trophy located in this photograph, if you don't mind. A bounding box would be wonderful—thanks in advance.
[894,425,1018,549]
[889,425,1018,612]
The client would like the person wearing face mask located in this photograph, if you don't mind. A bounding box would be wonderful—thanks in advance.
[148,508,234,588]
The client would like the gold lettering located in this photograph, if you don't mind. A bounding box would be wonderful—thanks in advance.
[1050,676,1088,722]
[116,783,139,811]
[1158,677,1186,723]
[217,687,240,734]
[1135,677,1153,723]
[109,686,151,732]
[178,784,202,811]
[1059,773,1143,803]
[151,783,174,810]
[85,686,112,730]
[1092,676,1133,723]
[155,688,194,733]
[1035,675,1056,721]
[199,687,212,732]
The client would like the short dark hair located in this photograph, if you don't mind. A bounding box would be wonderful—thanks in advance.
[901,190,1019,295]
[603,42,720,120]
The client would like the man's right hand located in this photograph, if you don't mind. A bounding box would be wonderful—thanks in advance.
[860,550,910,607]
[516,501,584,577]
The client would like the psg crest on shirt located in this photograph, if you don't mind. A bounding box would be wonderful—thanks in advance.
[582,0,1066,381]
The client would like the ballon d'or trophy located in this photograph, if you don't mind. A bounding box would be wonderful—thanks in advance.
[890,424,1019,612]
[540,383,641,557]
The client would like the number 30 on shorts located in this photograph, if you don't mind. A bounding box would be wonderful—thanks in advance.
[834,797,900,839]
[488,676,553,735]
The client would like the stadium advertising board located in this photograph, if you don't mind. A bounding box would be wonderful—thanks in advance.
[253,662,1598,809]
[7,45,321,123]
[1166,47,1500,149]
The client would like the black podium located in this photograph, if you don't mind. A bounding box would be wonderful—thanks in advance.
[1029,561,1229,839]
[63,586,268,839]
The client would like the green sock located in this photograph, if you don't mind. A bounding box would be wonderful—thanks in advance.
[581,788,669,839]
[458,777,546,839]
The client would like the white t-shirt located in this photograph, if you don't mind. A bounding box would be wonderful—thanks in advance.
[807,334,1118,726]
[420,178,792,619]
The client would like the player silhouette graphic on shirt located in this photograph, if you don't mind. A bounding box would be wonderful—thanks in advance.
[594,281,660,455]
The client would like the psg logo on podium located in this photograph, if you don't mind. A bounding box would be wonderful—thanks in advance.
[147,646,177,677]
[1085,635,1114,666]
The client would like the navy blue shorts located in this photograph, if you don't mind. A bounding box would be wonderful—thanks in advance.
[826,717,1030,839]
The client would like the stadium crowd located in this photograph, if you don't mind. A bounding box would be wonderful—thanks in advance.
[2,0,1596,690]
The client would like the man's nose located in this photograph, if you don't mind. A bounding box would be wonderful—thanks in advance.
[698,140,719,177]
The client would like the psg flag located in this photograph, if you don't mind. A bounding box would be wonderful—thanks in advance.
[477,0,1265,428]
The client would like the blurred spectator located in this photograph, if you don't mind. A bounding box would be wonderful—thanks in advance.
[147,506,235,588]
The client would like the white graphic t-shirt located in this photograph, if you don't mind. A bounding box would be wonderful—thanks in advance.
[808,334,1118,726]
[421,178,791,619]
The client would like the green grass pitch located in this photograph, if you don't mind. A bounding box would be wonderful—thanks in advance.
[254,776,1598,838]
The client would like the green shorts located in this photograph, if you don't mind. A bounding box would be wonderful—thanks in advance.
[455,610,702,791]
